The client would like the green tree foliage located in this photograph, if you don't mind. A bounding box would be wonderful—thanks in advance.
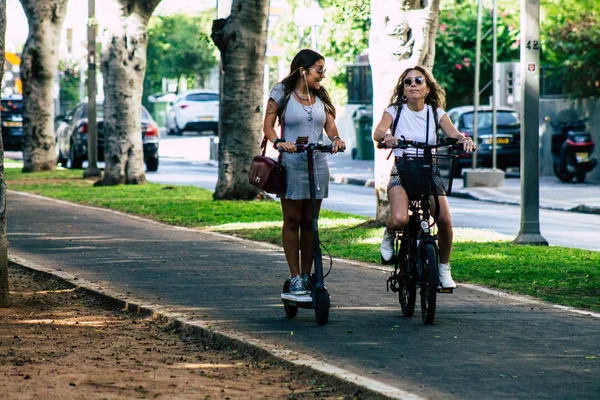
[58,60,80,111]
[318,1,370,92]
[268,0,370,106]
[143,11,218,103]
[433,0,519,109]
[541,0,600,97]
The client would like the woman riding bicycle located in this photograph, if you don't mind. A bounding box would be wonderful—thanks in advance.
[372,66,475,289]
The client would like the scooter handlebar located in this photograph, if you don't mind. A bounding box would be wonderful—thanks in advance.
[277,142,345,154]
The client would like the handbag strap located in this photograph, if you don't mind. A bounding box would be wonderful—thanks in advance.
[260,120,284,160]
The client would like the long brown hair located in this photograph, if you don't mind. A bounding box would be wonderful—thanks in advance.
[277,49,336,122]
[387,66,446,111]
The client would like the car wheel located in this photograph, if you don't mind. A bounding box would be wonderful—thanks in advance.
[57,153,68,167]
[145,157,159,172]
[174,119,184,136]
[68,142,84,169]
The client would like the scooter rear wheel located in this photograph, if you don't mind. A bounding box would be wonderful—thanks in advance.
[282,280,298,318]
[553,161,574,182]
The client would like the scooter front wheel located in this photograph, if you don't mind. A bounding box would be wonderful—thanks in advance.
[314,289,330,325]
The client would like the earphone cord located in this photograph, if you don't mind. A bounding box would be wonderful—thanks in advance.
[304,73,320,191]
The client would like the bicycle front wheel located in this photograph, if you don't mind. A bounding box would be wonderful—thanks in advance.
[397,233,416,317]
[420,243,438,325]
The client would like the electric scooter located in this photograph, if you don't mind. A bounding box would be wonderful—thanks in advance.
[551,118,597,183]
[280,140,340,325]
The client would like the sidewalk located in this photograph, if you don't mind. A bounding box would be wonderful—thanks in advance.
[7,191,600,400]
[328,152,600,214]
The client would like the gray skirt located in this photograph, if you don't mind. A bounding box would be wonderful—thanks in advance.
[281,152,329,200]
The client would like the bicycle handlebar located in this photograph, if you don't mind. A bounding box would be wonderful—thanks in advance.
[377,136,466,151]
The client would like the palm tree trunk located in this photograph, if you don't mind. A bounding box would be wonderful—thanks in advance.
[98,0,161,186]
[211,0,269,200]
[19,0,69,173]
[0,0,10,307]
[369,0,441,222]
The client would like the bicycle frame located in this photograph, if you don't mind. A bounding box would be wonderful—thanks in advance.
[381,137,463,324]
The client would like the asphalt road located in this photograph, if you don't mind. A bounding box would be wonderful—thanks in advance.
[8,191,600,400]
[148,157,600,251]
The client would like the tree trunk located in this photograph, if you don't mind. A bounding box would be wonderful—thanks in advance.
[98,0,161,186]
[369,0,440,222]
[19,0,68,173]
[211,0,269,200]
[0,0,10,307]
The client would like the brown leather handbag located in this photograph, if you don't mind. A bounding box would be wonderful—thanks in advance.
[248,136,286,196]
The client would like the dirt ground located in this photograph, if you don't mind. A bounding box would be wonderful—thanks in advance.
[0,264,384,400]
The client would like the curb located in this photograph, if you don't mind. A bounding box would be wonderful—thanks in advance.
[330,175,374,187]
[451,190,600,215]
[330,175,600,216]
[8,256,421,400]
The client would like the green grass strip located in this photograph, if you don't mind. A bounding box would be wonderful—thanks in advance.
[5,164,600,312]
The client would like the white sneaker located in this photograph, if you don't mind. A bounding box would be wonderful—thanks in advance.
[380,228,395,263]
[438,263,457,289]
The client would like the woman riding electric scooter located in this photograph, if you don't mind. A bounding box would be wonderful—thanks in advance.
[262,50,345,317]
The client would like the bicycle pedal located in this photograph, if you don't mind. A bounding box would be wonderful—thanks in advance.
[437,287,454,294]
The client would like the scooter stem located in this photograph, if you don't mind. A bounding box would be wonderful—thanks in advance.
[306,144,325,291]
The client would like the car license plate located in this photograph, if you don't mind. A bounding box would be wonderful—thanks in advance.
[484,137,510,144]
[576,152,590,162]
[2,121,22,127]
[198,116,213,120]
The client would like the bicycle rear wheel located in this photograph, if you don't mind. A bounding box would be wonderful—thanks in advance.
[420,243,438,325]
[397,231,416,317]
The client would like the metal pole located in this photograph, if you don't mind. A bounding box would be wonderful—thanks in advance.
[492,0,498,169]
[84,0,100,178]
[514,0,547,245]
[472,0,483,169]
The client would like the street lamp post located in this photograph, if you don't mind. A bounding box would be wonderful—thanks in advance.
[514,0,547,246]
[84,0,100,178]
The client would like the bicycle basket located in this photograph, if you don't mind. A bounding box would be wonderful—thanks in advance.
[398,153,457,197]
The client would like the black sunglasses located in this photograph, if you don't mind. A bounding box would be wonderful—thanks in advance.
[404,76,425,86]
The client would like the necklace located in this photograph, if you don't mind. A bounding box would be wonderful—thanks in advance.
[293,89,310,101]
[300,105,313,121]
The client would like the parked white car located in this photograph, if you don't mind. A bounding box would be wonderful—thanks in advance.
[165,90,219,136]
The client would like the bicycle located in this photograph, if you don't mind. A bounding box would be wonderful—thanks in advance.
[280,141,342,325]
[378,137,464,325]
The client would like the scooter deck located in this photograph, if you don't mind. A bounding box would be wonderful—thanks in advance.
[281,292,313,302]
[437,287,455,294]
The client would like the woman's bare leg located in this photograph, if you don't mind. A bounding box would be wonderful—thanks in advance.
[300,199,322,275]
[281,199,304,277]
[387,186,410,231]
[430,195,453,264]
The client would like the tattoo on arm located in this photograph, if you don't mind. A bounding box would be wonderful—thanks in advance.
[266,100,278,115]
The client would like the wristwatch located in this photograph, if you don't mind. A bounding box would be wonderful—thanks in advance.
[273,138,285,149]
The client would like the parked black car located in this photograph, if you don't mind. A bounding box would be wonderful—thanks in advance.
[446,105,521,175]
[55,102,160,171]
[1,94,24,151]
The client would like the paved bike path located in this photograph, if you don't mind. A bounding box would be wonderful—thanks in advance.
[8,191,600,400]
